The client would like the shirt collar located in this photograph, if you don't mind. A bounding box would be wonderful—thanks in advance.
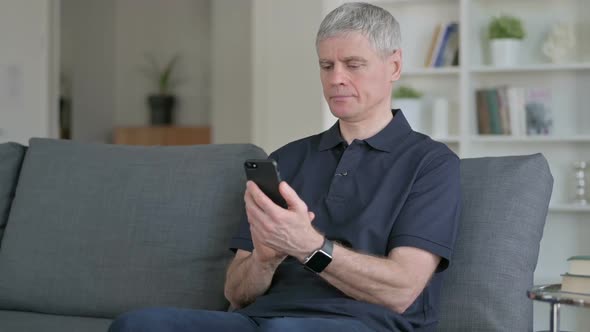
[318,109,413,153]
[318,121,346,151]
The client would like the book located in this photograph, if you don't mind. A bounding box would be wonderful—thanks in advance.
[568,256,590,276]
[424,24,443,67]
[496,86,511,135]
[506,87,525,136]
[475,90,491,134]
[451,48,459,66]
[561,273,590,294]
[485,89,502,135]
[424,22,459,67]
[437,23,459,67]
[524,88,553,135]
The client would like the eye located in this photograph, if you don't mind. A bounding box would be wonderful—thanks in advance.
[347,62,362,69]
[320,64,333,70]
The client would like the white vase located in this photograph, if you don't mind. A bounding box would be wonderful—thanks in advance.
[431,97,450,138]
[490,39,521,67]
[393,98,426,133]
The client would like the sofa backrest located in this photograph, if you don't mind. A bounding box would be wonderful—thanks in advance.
[0,142,26,242]
[438,154,553,332]
[0,139,554,328]
[0,138,267,318]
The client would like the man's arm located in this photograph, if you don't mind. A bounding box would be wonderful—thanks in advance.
[244,180,442,314]
[224,181,315,309]
[224,249,281,309]
[317,245,440,313]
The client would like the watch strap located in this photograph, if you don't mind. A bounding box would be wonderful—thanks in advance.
[303,237,334,273]
[321,237,333,256]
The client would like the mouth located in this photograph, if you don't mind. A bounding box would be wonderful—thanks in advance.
[330,95,354,102]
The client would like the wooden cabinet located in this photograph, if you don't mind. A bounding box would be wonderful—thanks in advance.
[113,126,211,146]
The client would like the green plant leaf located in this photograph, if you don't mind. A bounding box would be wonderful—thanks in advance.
[393,85,422,99]
[489,15,525,40]
[141,53,181,95]
[160,54,180,95]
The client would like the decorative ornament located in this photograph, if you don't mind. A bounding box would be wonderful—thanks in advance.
[542,22,576,63]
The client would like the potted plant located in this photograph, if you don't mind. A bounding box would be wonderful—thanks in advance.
[488,15,525,66]
[59,73,72,139]
[143,54,181,125]
[392,86,427,133]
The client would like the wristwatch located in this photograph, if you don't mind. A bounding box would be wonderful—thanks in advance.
[303,237,333,273]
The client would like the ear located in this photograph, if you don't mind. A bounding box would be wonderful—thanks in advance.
[388,49,402,82]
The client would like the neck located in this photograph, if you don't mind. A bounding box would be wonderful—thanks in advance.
[339,107,393,144]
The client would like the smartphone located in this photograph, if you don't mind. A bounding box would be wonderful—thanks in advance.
[244,159,287,208]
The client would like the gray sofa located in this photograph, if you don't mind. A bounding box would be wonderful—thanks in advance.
[0,138,553,332]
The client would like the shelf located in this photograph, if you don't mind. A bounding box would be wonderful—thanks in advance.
[433,136,460,144]
[404,67,460,76]
[470,63,590,74]
[549,204,590,213]
[370,0,458,5]
[470,135,590,143]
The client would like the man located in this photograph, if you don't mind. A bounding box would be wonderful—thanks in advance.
[109,3,460,332]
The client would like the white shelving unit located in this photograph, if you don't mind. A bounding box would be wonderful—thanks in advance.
[550,203,590,213]
[319,0,590,330]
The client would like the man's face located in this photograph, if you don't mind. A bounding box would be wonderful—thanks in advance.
[318,32,401,122]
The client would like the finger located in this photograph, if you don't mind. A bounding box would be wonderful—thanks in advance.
[248,181,284,217]
[278,182,307,211]
[249,182,285,220]
[245,190,272,229]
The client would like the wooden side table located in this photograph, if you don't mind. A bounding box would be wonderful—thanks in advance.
[113,126,211,146]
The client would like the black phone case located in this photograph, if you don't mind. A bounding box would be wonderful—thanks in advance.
[244,159,287,208]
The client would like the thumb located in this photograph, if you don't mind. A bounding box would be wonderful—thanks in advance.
[279,181,306,211]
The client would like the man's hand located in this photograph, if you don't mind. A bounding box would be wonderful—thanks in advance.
[244,181,323,262]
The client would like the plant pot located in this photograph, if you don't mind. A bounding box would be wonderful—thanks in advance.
[490,39,521,67]
[59,96,72,139]
[431,97,450,138]
[148,94,176,125]
[393,98,427,133]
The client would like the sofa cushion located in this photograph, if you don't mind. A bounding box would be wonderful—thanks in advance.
[0,138,267,318]
[0,310,111,332]
[438,154,553,332]
[0,142,26,242]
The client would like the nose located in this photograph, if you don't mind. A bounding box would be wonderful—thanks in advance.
[328,64,347,86]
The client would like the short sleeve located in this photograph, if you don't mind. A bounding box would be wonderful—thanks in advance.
[228,151,280,253]
[387,153,461,272]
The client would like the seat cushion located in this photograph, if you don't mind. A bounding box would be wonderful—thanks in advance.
[0,142,26,242]
[0,138,267,318]
[0,310,111,332]
[438,154,553,332]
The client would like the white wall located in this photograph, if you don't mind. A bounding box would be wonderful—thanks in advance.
[114,0,211,127]
[211,0,253,144]
[210,0,326,152]
[60,0,211,143]
[251,0,324,153]
[61,0,116,143]
[0,0,58,144]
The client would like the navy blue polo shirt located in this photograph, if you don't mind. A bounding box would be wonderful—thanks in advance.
[229,109,461,332]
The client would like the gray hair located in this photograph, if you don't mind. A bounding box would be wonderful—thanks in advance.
[316,2,401,58]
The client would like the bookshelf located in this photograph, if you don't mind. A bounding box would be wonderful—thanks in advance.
[319,0,590,330]
[471,135,590,143]
[404,67,460,76]
[550,204,590,213]
[471,62,590,73]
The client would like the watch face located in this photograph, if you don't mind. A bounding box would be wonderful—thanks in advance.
[306,250,332,273]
